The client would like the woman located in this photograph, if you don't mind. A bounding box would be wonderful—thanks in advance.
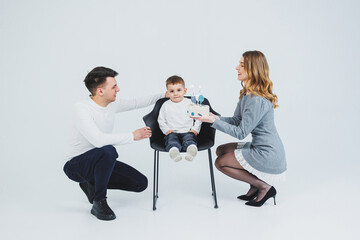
[194,50,286,207]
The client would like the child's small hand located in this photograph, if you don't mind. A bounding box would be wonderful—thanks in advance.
[189,129,198,136]
[166,130,174,135]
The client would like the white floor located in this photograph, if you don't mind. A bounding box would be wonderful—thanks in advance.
[1,151,359,240]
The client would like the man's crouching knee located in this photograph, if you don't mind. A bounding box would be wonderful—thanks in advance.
[134,176,148,192]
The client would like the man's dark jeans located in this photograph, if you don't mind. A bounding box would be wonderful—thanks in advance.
[164,132,197,152]
[63,145,148,201]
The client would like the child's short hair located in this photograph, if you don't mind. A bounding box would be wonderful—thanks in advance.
[166,75,185,88]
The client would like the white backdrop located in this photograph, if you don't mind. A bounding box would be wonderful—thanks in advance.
[1,0,360,239]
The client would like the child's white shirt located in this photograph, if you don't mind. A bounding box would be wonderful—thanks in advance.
[158,98,202,135]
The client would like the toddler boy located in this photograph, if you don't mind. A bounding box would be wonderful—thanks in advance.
[158,75,201,161]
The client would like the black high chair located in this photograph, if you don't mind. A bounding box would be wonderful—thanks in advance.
[143,97,219,210]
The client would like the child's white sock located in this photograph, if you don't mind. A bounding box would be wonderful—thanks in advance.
[169,147,182,162]
[185,144,198,161]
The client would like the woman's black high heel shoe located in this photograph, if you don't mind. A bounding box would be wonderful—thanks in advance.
[245,186,277,207]
[237,190,259,201]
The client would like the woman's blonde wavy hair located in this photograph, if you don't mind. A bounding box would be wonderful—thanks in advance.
[240,50,279,109]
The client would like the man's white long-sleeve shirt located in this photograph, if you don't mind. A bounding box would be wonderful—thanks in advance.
[65,93,164,160]
[157,98,201,135]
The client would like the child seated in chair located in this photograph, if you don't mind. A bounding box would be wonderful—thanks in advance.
[158,75,201,162]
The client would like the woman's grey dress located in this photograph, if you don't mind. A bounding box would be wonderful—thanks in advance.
[211,94,286,181]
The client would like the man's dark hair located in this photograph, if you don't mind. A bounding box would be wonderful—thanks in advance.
[84,67,118,96]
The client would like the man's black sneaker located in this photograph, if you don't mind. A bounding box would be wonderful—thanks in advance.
[91,198,116,221]
[79,182,95,204]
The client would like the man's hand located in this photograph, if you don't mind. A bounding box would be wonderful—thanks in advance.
[166,130,174,135]
[189,129,198,136]
[133,127,152,141]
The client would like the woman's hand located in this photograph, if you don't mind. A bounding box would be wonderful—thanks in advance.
[209,112,220,120]
[191,112,220,124]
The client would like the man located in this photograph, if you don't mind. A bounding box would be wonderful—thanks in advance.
[64,66,164,221]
